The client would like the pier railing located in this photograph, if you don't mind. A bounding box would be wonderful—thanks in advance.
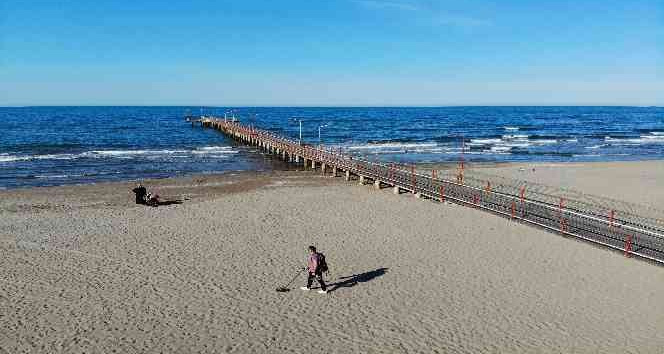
[198,117,664,264]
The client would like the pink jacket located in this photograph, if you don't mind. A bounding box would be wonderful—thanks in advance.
[307,253,319,273]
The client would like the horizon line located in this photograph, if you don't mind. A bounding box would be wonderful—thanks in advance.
[1,104,662,108]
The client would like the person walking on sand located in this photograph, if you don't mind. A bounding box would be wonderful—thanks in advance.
[300,246,327,294]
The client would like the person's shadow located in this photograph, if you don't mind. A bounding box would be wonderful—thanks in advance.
[327,268,388,293]
[155,199,184,206]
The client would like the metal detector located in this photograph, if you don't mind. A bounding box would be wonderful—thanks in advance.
[276,268,305,292]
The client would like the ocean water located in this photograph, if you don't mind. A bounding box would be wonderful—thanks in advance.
[1,106,663,189]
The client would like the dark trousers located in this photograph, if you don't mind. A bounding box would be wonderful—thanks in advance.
[307,272,326,291]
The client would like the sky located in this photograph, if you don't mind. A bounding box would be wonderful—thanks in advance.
[1,0,662,106]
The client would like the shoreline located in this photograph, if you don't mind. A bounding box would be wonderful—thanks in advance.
[3,159,663,209]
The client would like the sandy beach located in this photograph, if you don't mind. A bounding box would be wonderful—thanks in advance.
[2,162,664,353]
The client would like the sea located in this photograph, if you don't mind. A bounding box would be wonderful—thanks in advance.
[1,106,663,189]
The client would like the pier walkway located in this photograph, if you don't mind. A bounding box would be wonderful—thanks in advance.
[194,116,664,264]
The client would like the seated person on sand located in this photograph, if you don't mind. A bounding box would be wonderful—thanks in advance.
[132,184,160,206]
[132,184,147,205]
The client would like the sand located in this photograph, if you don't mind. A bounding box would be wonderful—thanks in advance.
[1,164,664,353]
[472,160,664,210]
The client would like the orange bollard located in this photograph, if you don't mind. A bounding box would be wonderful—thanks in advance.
[411,165,416,192]
[520,186,526,217]
[609,210,615,229]
[511,200,516,219]
[559,197,565,232]
[440,184,445,203]
[624,235,633,257]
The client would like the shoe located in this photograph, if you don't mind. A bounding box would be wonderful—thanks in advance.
[300,287,310,291]
[317,290,328,294]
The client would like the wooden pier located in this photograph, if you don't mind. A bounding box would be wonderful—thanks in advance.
[194,116,664,265]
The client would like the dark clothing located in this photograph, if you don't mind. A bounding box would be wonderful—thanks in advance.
[132,186,147,204]
[307,271,326,291]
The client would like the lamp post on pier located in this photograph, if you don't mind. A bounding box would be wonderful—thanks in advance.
[289,118,303,145]
[318,124,328,147]
[224,110,236,123]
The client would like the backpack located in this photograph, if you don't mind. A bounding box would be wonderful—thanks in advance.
[317,252,329,273]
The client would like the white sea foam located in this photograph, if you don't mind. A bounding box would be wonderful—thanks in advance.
[35,174,77,179]
[504,126,520,131]
[503,142,532,148]
[468,138,502,145]
[197,146,234,151]
[0,155,29,162]
[347,142,438,150]
[502,134,529,140]
[641,134,664,141]
[192,146,238,154]
[0,146,238,163]
[530,139,558,145]
[490,146,512,152]
[604,134,664,145]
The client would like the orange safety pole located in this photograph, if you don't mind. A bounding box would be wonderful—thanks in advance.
[609,210,615,229]
[511,200,516,219]
[440,184,445,203]
[520,186,526,217]
[432,169,437,179]
[559,197,565,232]
[486,181,491,193]
[411,165,416,192]
[624,235,633,257]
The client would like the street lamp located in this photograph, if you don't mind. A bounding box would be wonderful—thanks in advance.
[290,118,303,145]
[224,110,236,122]
[224,110,235,122]
[318,124,328,147]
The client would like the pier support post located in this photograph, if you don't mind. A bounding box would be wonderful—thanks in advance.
[282,151,287,160]
[374,180,381,189]
[321,164,327,175]
[393,186,400,195]
[332,166,338,177]
[359,176,365,185]
[295,155,300,163]
[345,170,351,181]
[311,160,316,169]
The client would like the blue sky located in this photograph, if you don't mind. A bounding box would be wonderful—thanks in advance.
[1,0,662,106]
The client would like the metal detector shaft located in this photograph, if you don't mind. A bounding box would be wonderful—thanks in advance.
[284,268,305,287]
[278,268,305,290]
